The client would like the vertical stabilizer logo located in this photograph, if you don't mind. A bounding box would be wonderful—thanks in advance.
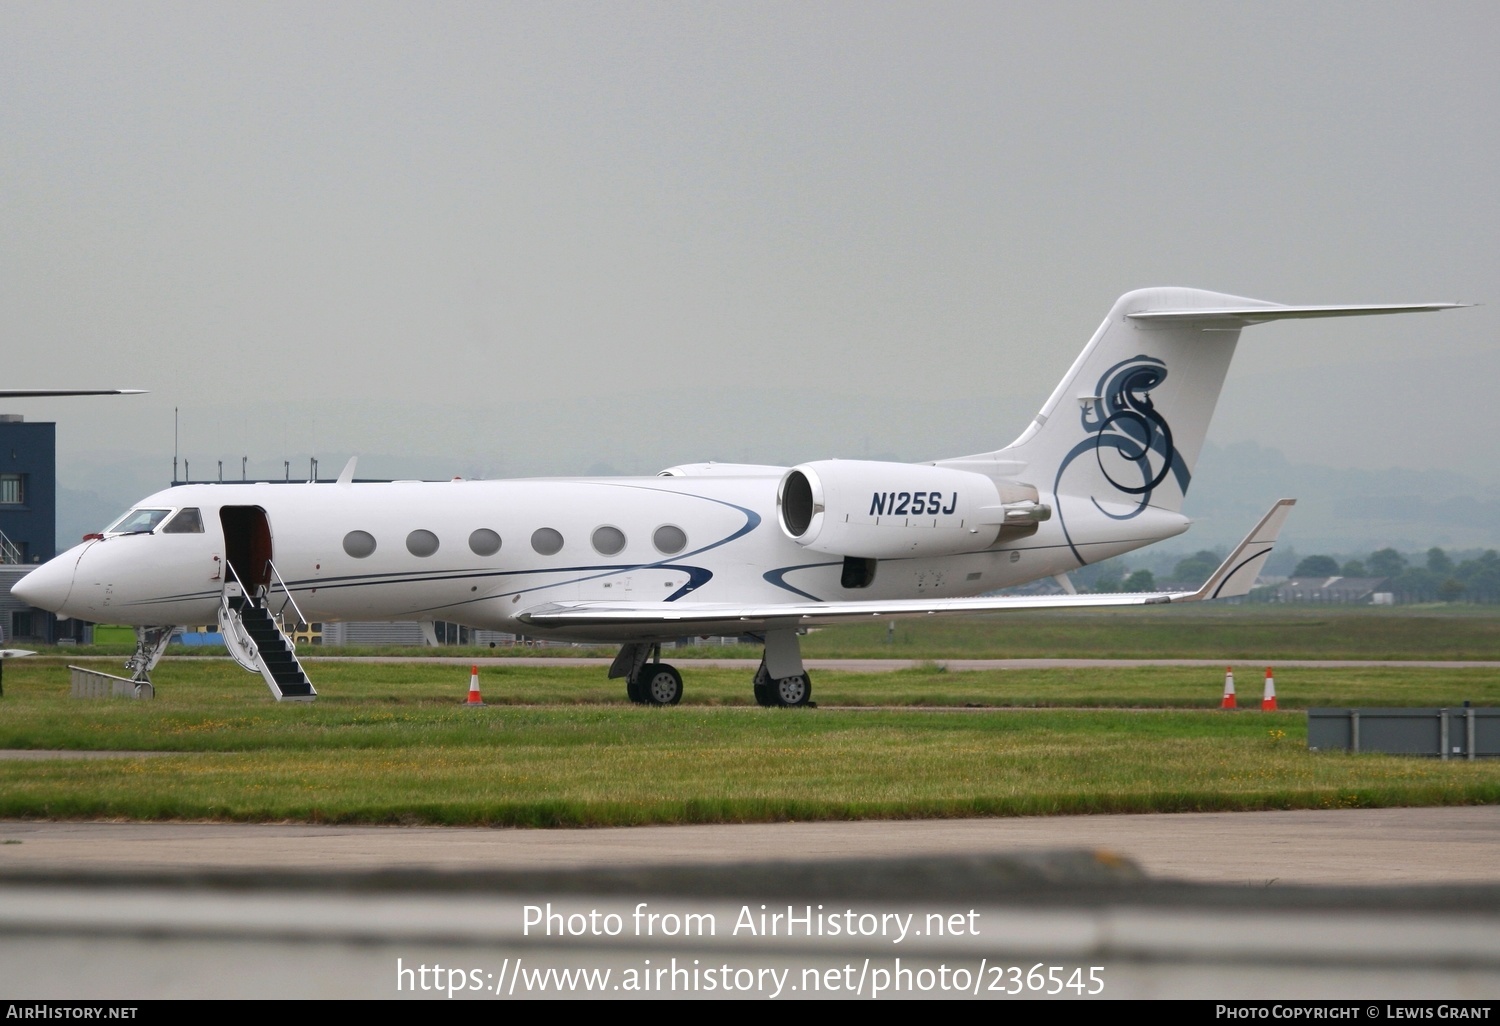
[1053,355,1189,560]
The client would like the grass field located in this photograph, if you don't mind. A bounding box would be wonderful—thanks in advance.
[1,654,1497,827]
[799,604,1500,660]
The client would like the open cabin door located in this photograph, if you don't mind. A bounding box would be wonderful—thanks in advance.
[220,505,273,595]
[216,504,314,702]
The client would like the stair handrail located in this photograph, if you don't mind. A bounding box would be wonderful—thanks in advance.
[221,558,246,600]
[216,564,260,674]
[0,528,22,565]
[265,559,308,629]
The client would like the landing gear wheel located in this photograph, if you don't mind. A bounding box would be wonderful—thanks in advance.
[625,675,648,704]
[639,663,683,706]
[773,672,812,708]
[752,663,776,707]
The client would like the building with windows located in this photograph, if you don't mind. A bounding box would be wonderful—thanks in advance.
[0,415,54,566]
[0,414,67,642]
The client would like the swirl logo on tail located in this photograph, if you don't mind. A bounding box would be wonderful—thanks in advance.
[1053,355,1190,562]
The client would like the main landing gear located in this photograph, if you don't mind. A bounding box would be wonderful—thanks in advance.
[630,661,684,706]
[752,661,813,708]
[614,643,684,706]
[611,629,814,708]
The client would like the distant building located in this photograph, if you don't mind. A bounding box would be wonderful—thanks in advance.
[0,415,55,566]
[318,621,518,647]
[0,415,73,642]
[1272,576,1390,604]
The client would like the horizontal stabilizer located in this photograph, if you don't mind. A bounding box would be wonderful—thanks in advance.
[1128,303,1466,325]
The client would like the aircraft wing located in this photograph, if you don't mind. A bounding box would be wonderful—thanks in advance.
[0,389,147,397]
[518,499,1296,633]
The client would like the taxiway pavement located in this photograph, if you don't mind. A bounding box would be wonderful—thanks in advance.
[3,806,1497,886]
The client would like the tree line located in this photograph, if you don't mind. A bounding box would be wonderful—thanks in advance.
[1285,547,1500,603]
[1080,545,1500,603]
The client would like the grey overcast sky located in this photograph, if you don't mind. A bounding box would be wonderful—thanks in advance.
[3,3,1497,524]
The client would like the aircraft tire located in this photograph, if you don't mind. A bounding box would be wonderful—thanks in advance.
[752,662,777,707]
[640,663,683,706]
[773,672,812,708]
[625,675,648,704]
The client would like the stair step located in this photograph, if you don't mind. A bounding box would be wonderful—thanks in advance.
[223,596,317,702]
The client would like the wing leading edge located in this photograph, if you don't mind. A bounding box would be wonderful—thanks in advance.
[518,499,1297,634]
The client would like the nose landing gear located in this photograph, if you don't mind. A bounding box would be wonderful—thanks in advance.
[124,626,175,693]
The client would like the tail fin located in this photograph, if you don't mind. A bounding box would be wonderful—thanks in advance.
[958,287,1461,515]
[1001,287,1259,513]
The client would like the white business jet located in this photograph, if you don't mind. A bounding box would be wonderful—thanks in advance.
[13,288,1463,704]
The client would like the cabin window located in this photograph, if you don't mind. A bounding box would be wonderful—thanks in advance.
[531,528,564,555]
[0,474,24,505]
[469,529,501,556]
[343,530,377,558]
[406,529,440,557]
[106,508,172,535]
[161,508,204,534]
[652,524,687,554]
[591,525,626,556]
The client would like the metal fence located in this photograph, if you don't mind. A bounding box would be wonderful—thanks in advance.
[1308,707,1498,758]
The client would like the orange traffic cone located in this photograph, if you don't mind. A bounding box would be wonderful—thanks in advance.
[466,665,484,707]
[1262,667,1277,712]
[1221,667,1237,709]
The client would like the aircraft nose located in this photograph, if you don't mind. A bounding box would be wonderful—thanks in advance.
[12,554,77,614]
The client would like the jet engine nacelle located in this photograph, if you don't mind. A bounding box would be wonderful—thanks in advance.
[777,460,1049,559]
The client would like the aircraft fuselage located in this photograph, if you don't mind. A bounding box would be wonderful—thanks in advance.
[26,474,1183,642]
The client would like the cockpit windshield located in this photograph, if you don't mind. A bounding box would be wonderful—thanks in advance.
[161,507,204,534]
[104,508,173,535]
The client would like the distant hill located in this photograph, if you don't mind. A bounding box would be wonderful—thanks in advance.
[1181,440,1500,553]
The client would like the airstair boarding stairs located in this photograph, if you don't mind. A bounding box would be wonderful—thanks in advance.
[218,567,316,702]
